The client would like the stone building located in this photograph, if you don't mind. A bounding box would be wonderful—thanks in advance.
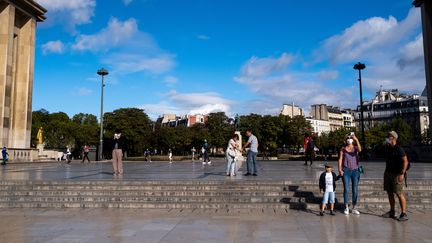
[310,104,353,131]
[305,118,331,136]
[280,103,304,117]
[0,0,45,159]
[354,88,429,137]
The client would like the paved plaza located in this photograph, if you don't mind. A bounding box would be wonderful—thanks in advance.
[0,160,431,242]
[1,159,431,181]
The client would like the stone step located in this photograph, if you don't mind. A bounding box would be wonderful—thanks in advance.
[0,201,430,210]
[0,180,430,186]
[1,195,430,204]
[0,190,431,198]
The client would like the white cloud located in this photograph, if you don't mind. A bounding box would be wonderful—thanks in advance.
[72,18,138,52]
[235,53,358,114]
[320,8,421,64]
[197,35,211,40]
[103,53,175,74]
[163,76,178,85]
[36,0,96,30]
[239,53,293,78]
[70,17,176,75]
[317,70,339,81]
[139,90,234,119]
[42,40,65,55]
[397,34,424,70]
[317,8,425,93]
[76,87,92,96]
[123,0,133,5]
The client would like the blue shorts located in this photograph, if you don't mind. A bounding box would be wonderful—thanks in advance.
[322,191,335,204]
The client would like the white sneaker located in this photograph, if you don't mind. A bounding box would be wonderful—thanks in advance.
[351,209,360,215]
[344,208,350,215]
[202,162,206,165]
[208,161,212,165]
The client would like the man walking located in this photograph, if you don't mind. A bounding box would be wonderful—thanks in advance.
[243,129,259,176]
[202,139,211,165]
[304,133,315,166]
[382,131,409,221]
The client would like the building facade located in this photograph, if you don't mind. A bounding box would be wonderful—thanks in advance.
[306,118,331,136]
[157,114,208,127]
[0,0,46,149]
[280,103,304,117]
[310,104,353,132]
[354,88,429,137]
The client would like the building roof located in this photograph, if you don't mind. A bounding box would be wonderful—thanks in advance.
[9,0,47,22]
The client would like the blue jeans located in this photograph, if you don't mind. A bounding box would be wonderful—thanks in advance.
[342,167,360,206]
[226,154,236,175]
[246,151,258,174]
[322,191,335,204]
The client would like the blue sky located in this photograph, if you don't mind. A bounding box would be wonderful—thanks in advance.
[34,0,426,120]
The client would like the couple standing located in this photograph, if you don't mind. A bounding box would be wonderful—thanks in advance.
[226,129,259,177]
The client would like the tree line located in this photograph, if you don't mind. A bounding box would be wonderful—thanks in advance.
[31,108,417,158]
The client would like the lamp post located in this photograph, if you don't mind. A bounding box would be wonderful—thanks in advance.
[354,62,366,154]
[97,68,108,161]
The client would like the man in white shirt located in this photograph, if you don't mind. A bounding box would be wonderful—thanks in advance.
[243,129,259,176]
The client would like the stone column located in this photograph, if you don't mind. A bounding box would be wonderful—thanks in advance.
[415,0,432,138]
[0,3,15,147]
[9,15,36,148]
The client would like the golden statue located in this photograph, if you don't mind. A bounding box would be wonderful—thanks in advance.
[37,127,43,144]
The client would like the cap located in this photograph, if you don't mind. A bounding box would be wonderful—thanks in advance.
[388,131,398,139]
[325,164,333,168]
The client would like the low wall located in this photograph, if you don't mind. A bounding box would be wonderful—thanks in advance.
[6,148,39,162]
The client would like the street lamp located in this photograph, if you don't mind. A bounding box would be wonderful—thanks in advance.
[97,68,108,161]
[354,62,366,154]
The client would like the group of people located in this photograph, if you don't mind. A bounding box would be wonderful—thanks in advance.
[319,131,409,221]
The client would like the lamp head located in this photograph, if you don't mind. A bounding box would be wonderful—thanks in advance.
[97,68,109,76]
[353,62,366,70]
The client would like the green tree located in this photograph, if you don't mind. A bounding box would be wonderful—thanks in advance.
[104,108,153,156]
[206,112,233,151]
[71,113,99,149]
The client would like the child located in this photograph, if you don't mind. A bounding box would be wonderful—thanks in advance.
[319,164,340,216]
[1,147,8,165]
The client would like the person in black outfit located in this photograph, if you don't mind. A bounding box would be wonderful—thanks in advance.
[382,131,409,221]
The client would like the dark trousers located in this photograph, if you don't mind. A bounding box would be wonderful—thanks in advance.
[305,150,314,164]
[82,152,90,162]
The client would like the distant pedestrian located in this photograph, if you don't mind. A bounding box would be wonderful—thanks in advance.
[112,130,125,176]
[382,131,409,221]
[145,149,152,162]
[1,147,8,165]
[304,134,315,166]
[243,129,259,176]
[319,164,340,216]
[338,133,362,215]
[168,149,173,163]
[82,145,90,163]
[66,146,72,164]
[202,139,211,165]
[191,147,196,161]
[226,133,240,176]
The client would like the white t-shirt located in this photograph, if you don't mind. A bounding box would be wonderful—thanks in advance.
[325,172,334,192]
[247,134,258,153]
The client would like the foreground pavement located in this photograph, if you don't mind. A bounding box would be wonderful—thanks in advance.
[0,160,431,242]
[0,208,431,243]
